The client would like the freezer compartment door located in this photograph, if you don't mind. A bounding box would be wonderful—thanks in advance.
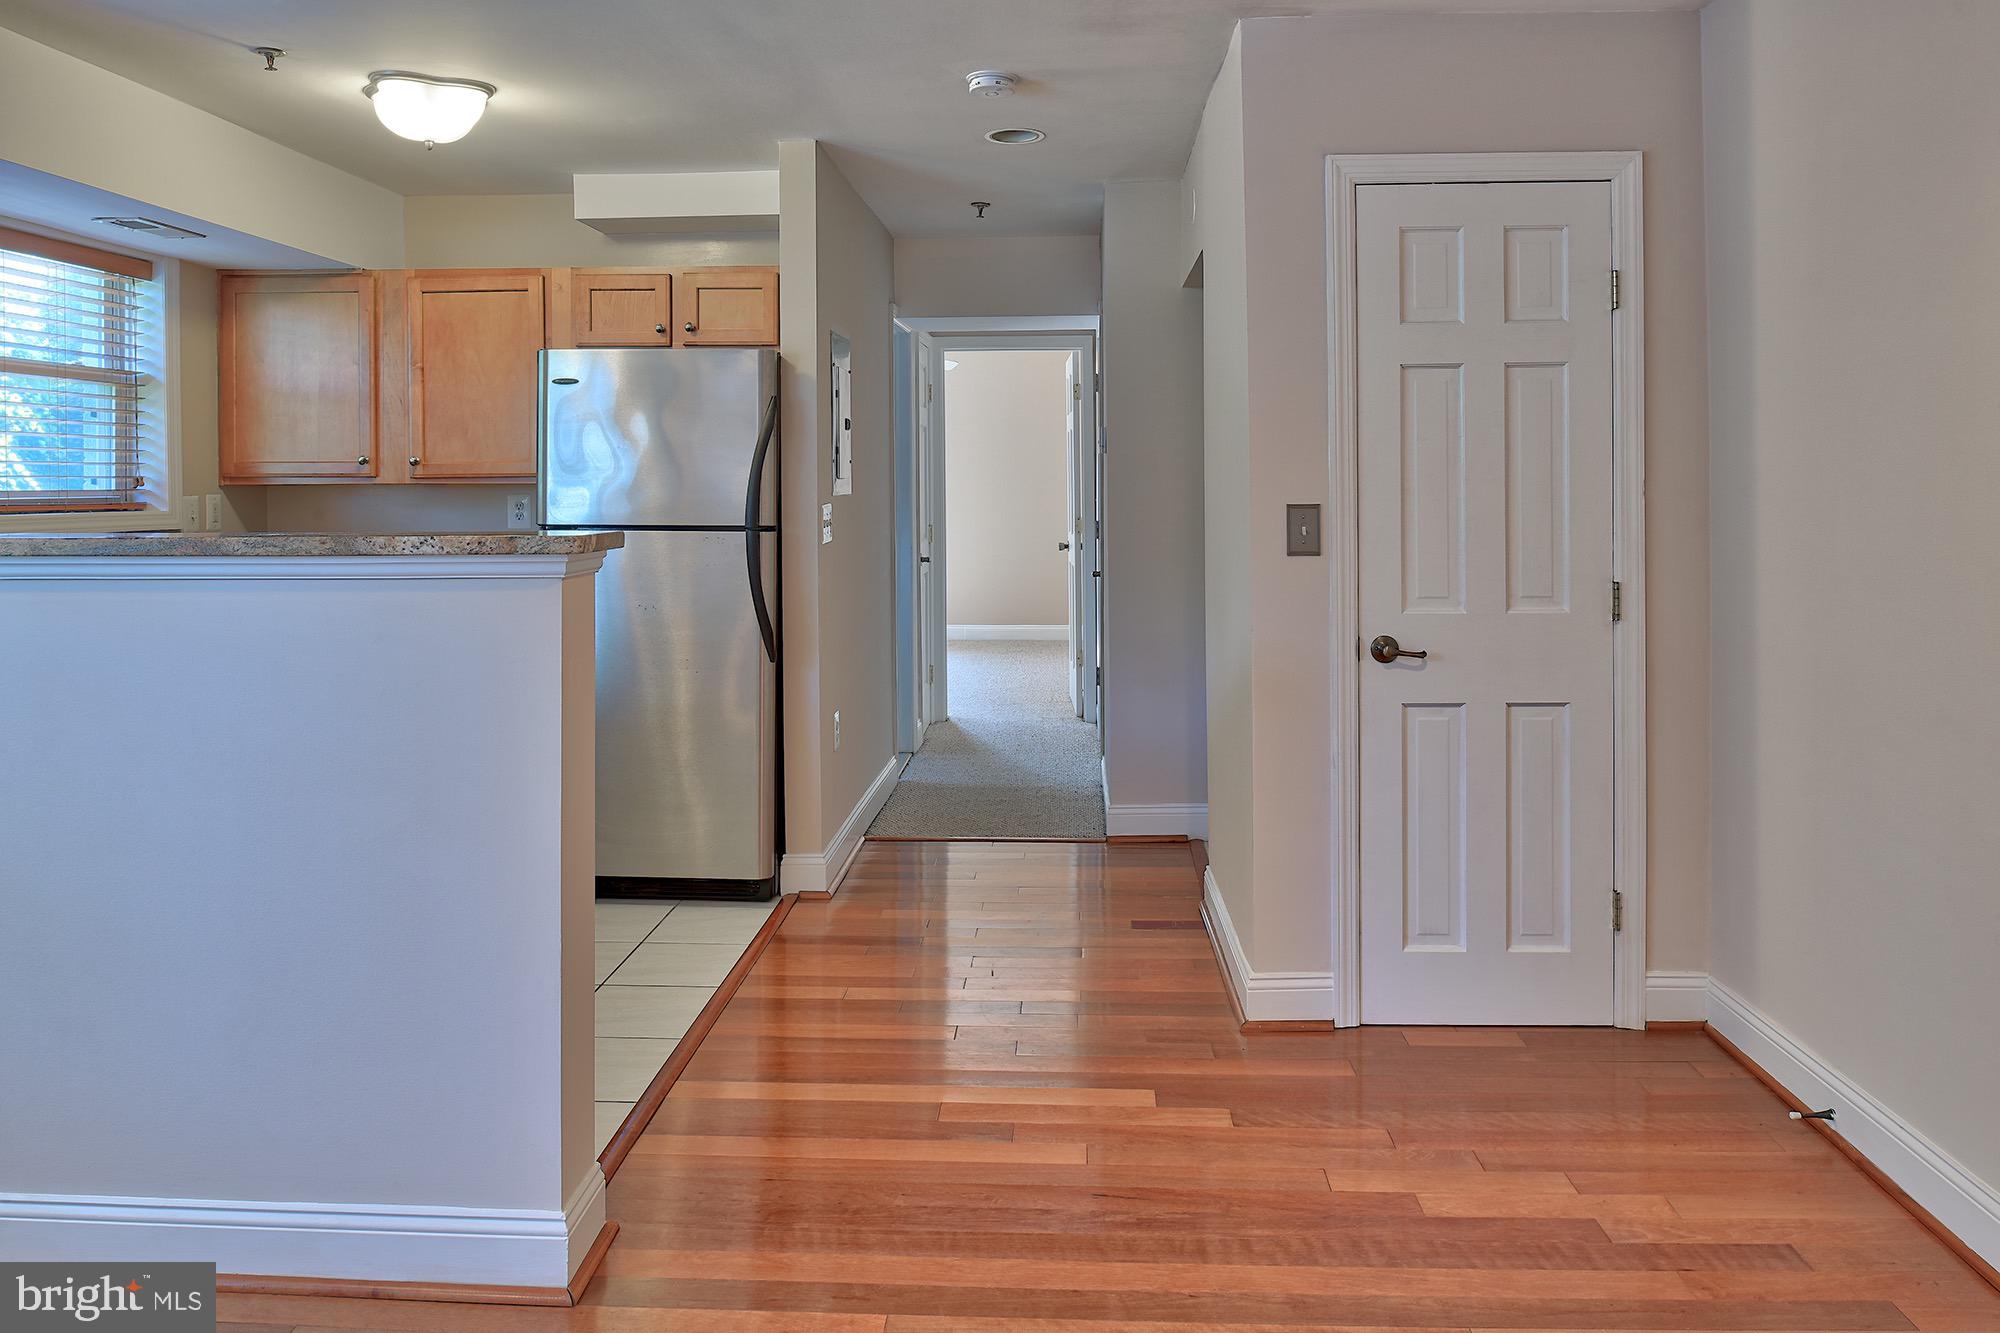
[541,347,779,528]
[595,529,777,881]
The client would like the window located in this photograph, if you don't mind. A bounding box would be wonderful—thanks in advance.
[0,227,160,513]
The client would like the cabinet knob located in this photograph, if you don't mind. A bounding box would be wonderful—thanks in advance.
[408,457,420,468]
[655,323,666,335]
[356,455,370,468]
[683,322,696,334]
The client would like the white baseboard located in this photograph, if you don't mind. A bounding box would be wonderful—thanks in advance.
[1645,969,1710,1022]
[0,1168,606,1289]
[779,752,907,895]
[1706,977,2000,1271]
[1200,865,1334,1022]
[1107,803,1208,839]
[947,623,1067,640]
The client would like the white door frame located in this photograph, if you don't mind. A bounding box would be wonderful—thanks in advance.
[1326,151,1648,1030]
[908,327,1101,728]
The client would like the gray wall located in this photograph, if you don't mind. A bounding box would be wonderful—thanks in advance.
[1704,0,2000,1190]
[1101,179,1207,821]
[1187,11,1708,978]
[893,234,1101,317]
[777,141,899,858]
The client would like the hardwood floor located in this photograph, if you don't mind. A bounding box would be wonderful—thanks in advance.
[220,840,2000,1331]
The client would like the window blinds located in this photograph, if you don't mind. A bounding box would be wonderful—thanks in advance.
[0,232,155,510]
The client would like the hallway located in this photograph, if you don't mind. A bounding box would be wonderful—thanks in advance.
[869,639,1105,839]
[217,840,2000,1328]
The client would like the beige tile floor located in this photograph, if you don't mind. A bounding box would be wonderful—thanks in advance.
[592,896,777,1152]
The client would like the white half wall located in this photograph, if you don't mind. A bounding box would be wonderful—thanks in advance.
[0,552,606,1287]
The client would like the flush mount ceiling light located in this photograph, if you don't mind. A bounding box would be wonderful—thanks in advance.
[363,70,496,149]
[985,127,1045,145]
[965,70,1019,97]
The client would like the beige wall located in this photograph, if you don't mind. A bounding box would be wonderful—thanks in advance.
[402,194,778,270]
[942,350,1071,628]
[1704,0,2000,1190]
[777,141,898,858]
[1101,180,1207,818]
[0,28,402,268]
[1188,11,1709,978]
[894,235,1101,317]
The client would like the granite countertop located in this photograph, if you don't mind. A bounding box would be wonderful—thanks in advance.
[0,530,625,558]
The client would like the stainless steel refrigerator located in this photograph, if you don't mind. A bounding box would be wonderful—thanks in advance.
[538,347,780,896]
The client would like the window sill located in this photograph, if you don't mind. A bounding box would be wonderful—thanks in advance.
[0,507,182,535]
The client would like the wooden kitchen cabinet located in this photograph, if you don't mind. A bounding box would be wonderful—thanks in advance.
[556,268,673,347]
[674,266,779,346]
[219,272,379,483]
[406,270,545,479]
[220,263,776,486]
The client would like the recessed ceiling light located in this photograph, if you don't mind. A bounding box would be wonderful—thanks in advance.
[363,70,497,149]
[965,70,1019,97]
[985,128,1045,145]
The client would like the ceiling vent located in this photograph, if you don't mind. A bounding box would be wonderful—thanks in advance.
[93,216,207,240]
[965,70,1019,97]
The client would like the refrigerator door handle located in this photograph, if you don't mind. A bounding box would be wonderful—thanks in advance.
[744,392,780,662]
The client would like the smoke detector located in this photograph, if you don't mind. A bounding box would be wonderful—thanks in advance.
[965,70,1019,97]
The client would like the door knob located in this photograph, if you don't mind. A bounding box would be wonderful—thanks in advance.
[1370,634,1427,663]
[1058,540,1071,551]
[919,555,931,564]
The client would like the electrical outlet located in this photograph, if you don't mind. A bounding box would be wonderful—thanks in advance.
[506,493,534,531]
[182,496,201,531]
[204,494,223,531]
[821,502,833,545]
[832,709,841,751]
[821,523,833,544]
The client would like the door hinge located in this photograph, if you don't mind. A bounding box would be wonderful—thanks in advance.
[1073,381,1082,401]
[927,664,934,684]
[1096,665,1102,686]
[1612,889,1624,933]
[1094,518,1101,539]
[1076,650,1084,668]
[1610,269,1622,311]
[1611,580,1623,623]
[925,381,933,404]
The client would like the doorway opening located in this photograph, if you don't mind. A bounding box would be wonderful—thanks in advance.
[875,323,1104,839]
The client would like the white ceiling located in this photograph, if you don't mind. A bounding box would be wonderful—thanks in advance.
[0,0,1704,237]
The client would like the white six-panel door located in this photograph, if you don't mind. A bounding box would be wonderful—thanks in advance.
[1357,181,1616,1025]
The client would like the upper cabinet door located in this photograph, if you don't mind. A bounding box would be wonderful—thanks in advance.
[220,273,378,482]
[571,270,672,347]
[674,267,779,346]
[407,270,545,479]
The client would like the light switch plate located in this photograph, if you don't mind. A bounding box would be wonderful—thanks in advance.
[1286,503,1321,557]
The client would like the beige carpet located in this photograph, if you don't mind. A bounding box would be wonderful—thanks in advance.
[868,639,1106,839]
